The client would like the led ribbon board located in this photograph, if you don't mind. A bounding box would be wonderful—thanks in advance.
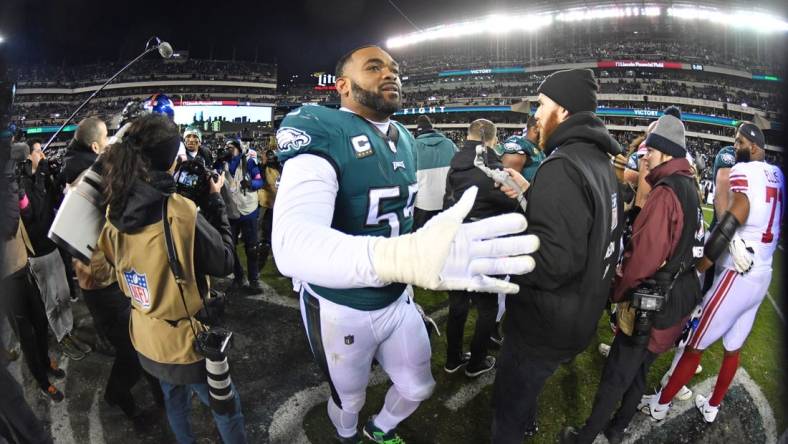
[25,124,78,134]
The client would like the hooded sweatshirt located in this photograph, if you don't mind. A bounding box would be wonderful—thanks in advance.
[507,112,623,361]
[414,129,458,211]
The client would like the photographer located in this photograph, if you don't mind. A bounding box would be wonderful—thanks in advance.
[18,141,92,360]
[217,139,264,291]
[255,144,280,271]
[561,113,703,444]
[97,114,246,443]
[2,142,66,403]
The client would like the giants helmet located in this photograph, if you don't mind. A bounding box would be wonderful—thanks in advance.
[142,93,175,119]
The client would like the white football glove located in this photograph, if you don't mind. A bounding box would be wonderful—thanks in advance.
[372,187,539,294]
[728,234,754,274]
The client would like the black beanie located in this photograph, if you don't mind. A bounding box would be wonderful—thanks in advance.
[416,115,433,130]
[536,69,598,113]
[737,122,765,148]
[141,134,181,171]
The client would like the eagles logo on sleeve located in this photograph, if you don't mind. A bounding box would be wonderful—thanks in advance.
[276,127,312,152]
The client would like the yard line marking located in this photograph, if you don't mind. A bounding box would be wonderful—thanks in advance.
[767,291,785,324]
[268,302,446,443]
[624,368,776,443]
[245,280,300,310]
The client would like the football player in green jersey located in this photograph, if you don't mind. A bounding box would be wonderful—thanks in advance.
[711,145,737,228]
[272,45,539,443]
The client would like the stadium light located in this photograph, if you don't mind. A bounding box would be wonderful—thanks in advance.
[386,12,553,48]
[386,4,788,49]
[0,36,5,44]
[667,7,788,33]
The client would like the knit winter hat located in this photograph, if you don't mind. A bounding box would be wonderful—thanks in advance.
[141,133,181,172]
[183,127,202,143]
[536,69,598,113]
[645,114,686,158]
[416,115,433,130]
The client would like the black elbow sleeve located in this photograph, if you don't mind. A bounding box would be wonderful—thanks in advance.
[704,211,740,262]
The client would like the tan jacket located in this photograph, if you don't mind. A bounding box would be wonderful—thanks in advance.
[1,223,30,279]
[99,194,206,365]
[257,167,280,209]
[72,250,116,290]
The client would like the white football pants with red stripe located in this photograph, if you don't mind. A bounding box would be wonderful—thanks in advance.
[688,267,772,351]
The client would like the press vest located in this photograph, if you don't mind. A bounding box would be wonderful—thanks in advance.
[99,193,207,365]
[651,174,704,329]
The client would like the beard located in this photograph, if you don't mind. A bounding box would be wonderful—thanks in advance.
[351,82,401,116]
[537,111,561,151]
[735,148,751,163]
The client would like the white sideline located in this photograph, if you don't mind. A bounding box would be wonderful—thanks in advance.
[607,368,776,444]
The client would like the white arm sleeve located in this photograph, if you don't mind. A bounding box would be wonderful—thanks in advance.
[271,154,386,289]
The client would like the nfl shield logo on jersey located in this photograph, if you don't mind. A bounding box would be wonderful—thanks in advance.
[123,269,151,310]
[344,335,354,345]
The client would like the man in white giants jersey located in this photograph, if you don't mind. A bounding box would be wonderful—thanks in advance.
[644,122,783,423]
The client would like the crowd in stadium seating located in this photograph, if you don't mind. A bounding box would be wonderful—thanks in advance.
[11,59,277,87]
[398,39,782,75]
[403,77,780,112]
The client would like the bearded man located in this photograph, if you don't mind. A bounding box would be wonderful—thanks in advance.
[491,68,624,443]
[272,45,538,444]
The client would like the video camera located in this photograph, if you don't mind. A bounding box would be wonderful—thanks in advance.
[173,159,219,204]
[211,144,232,163]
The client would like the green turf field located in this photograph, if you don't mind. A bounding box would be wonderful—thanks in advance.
[251,202,784,443]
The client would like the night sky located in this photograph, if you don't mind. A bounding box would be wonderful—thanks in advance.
[0,0,530,82]
[2,0,786,84]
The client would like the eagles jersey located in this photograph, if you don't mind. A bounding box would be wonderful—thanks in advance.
[626,151,641,171]
[276,105,418,311]
[495,135,545,182]
[719,161,784,272]
[710,146,737,229]
[713,146,737,185]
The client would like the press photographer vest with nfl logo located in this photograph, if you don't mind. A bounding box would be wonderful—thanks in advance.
[100,193,207,366]
[651,174,705,330]
[277,105,417,311]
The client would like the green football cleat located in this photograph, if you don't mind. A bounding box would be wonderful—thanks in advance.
[362,418,405,444]
[336,432,362,444]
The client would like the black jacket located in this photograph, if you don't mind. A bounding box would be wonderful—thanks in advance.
[59,139,98,187]
[507,112,623,361]
[107,171,234,297]
[183,146,213,167]
[443,140,520,220]
[20,163,58,256]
